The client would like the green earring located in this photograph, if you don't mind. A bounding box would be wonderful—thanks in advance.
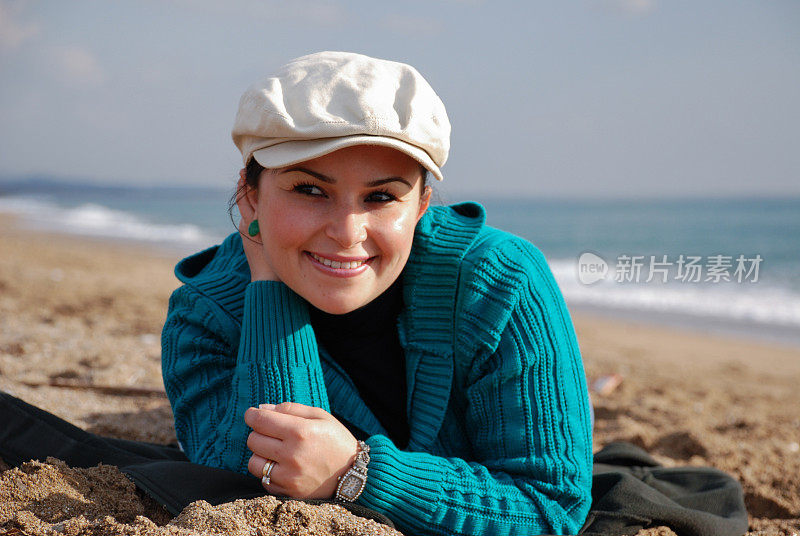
[247,219,260,237]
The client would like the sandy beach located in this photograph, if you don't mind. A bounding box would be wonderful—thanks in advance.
[1,215,798,536]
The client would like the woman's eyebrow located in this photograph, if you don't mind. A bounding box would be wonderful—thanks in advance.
[280,167,412,189]
[367,177,412,189]
[280,167,333,183]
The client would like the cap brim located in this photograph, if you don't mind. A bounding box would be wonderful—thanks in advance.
[251,135,443,181]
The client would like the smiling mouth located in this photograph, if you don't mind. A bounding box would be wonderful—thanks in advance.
[308,252,371,270]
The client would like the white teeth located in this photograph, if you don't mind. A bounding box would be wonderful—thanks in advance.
[311,253,365,269]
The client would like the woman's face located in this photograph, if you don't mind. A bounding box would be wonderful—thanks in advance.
[249,145,431,314]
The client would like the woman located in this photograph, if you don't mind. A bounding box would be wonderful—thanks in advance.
[161,51,593,535]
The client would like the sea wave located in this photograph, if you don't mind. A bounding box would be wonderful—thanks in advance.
[0,196,221,250]
[549,258,800,328]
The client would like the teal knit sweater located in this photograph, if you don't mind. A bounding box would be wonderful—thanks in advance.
[161,202,592,535]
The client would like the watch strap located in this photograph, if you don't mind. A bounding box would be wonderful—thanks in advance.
[335,440,370,502]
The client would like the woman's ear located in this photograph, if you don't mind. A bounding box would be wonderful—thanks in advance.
[417,185,432,222]
[238,168,259,214]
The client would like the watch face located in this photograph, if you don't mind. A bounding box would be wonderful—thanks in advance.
[340,472,366,499]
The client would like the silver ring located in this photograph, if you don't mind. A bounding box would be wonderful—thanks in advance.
[261,459,276,488]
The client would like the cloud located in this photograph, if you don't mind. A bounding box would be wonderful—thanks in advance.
[0,0,40,51]
[597,0,657,16]
[49,45,106,88]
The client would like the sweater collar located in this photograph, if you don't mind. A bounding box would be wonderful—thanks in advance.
[399,202,486,450]
[399,202,486,356]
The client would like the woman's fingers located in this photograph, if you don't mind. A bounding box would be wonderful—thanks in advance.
[248,452,271,479]
[248,453,290,496]
[245,406,308,439]
[272,401,330,420]
[244,402,334,440]
[246,430,284,459]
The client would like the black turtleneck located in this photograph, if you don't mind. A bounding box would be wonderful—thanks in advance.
[308,277,409,448]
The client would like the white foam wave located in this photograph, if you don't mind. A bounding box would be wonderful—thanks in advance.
[0,196,220,249]
[549,258,800,328]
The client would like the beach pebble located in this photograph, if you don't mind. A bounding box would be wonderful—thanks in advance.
[139,334,159,345]
[591,374,623,396]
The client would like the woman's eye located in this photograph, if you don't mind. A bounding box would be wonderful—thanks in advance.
[294,184,325,197]
[366,191,397,203]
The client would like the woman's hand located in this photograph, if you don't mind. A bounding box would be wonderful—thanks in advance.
[244,402,360,499]
[236,173,278,282]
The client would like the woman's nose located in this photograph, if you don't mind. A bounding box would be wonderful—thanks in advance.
[325,208,368,249]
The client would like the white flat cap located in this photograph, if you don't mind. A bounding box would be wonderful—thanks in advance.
[232,51,451,181]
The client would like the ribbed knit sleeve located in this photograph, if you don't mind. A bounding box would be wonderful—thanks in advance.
[161,280,328,474]
[357,238,593,535]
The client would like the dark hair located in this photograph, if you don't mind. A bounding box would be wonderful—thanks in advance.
[227,157,430,230]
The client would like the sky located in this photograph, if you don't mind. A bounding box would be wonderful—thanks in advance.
[0,0,798,198]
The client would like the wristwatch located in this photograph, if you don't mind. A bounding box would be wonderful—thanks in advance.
[335,440,370,502]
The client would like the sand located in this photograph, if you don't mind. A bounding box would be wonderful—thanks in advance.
[1,215,798,536]
[0,458,399,536]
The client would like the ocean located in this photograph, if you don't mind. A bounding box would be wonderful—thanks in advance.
[2,179,799,346]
